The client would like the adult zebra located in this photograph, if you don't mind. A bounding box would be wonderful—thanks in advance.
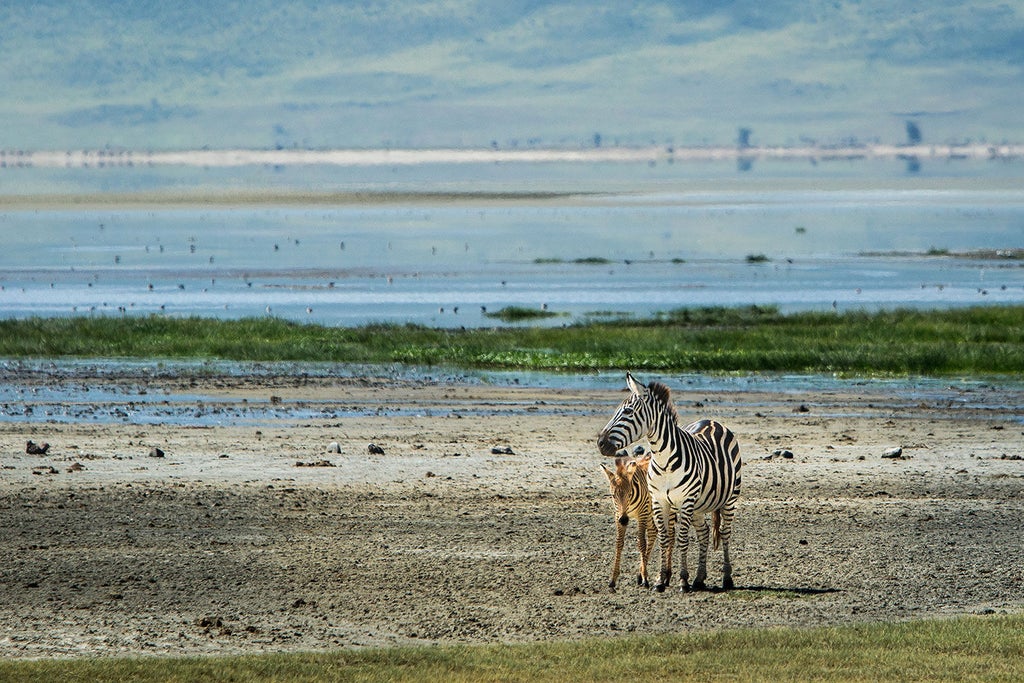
[598,372,741,592]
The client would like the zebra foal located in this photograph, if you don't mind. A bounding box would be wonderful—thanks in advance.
[600,453,655,590]
[598,372,742,593]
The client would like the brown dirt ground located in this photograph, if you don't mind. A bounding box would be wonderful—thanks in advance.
[1,373,1022,658]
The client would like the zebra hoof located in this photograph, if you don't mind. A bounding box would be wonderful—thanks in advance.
[722,577,735,591]
[608,580,617,591]
[692,579,707,591]
[654,583,667,593]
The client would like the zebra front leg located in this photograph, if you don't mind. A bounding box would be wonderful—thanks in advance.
[609,515,628,590]
[675,501,695,592]
[652,499,675,592]
[691,512,710,591]
[636,515,654,587]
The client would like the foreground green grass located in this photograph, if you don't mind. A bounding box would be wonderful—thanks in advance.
[1,305,1023,375]
[2,614,1021,682]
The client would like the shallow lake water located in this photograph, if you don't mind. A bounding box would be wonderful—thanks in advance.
[2,159,1023,327]
[3,359,1022,428]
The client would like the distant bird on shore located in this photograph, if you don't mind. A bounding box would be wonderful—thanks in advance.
[26,440,50,455]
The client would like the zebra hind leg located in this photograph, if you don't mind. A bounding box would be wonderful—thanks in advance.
[722,541,734,590]
[691,513,710,591]
[719,506,736,590]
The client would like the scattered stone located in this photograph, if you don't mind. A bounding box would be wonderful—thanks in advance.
[219,453,230,459]
[26,440,50,455]
[490,446,514,455]
[794,404,810,413]
[327,442,341,454]
[269,395,283,404]
[367,443,385,455]
[773,449,795,459]
[67,462,84,472]
[1000,453,1023,461]
[425,471,436,478]
[32,466,59,475]
[149,447,165,458]
[881,447,905,459]
[295,460,335,467]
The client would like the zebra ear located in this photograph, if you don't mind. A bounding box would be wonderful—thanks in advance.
[625,372,641,395]
[600,462,615,480]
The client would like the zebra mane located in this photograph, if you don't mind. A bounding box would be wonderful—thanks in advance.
[647,381,680,425]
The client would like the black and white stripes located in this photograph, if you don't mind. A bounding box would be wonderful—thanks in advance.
[598,372,742,592]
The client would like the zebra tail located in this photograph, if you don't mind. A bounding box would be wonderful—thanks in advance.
[711,510,722,550]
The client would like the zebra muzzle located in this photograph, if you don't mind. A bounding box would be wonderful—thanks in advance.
[597,433,620,457]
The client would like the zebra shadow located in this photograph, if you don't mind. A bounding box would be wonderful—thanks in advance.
[705,585,841,597]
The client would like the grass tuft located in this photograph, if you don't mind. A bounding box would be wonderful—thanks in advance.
[483,306,564,322]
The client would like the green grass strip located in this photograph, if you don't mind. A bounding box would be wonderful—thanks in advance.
[1,614,1021,682]
[1,305,1023,376]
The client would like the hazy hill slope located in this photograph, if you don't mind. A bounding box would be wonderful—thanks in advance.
[1,1,1021,150]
